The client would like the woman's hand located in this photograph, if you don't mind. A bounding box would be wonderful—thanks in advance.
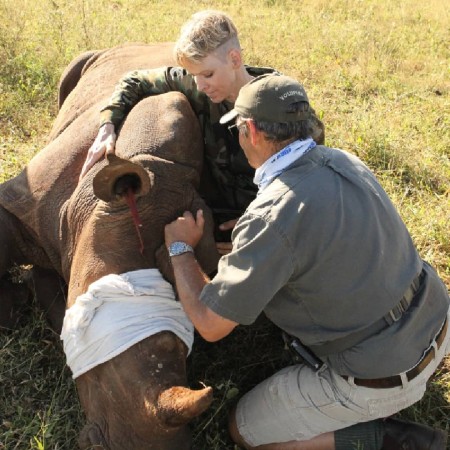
[79,123,117,180]
[216,218,238,255]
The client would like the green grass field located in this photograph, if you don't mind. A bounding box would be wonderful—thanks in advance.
[0,0,449,448]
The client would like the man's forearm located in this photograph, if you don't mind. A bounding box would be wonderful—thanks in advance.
[170,253,237,342]
[171,252,209,313]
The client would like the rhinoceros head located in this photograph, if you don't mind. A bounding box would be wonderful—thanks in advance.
[61,92,219,449]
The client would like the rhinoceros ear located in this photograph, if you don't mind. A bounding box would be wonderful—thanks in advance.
[156,386,213,427]
[93,154,151,203]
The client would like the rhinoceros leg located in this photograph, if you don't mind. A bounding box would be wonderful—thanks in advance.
[0,207,28,328]
[26,267,67,334]
[0,207,66,331]
[0,268,66,332]
[0,277,29,329]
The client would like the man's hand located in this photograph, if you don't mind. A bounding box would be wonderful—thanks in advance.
[216,218,238,255]
[165,210,205,249]
[79,123,117,180]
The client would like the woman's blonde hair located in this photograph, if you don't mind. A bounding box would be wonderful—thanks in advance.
[174,10,241,64]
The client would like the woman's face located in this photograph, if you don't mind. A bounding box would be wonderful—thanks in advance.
[182,51,239,103]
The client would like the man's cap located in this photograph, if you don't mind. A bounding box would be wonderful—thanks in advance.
[220,74,310,124]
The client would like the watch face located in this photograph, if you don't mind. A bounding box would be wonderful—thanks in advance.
[169,241,193,257]
[171,242,184,254]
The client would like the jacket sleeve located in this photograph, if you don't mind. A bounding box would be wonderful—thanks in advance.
[99,66,198,128]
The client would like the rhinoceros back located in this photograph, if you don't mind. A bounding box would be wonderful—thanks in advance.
[50,42,176,140]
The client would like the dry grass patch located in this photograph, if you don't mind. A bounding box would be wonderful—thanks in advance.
[0,0,449,448]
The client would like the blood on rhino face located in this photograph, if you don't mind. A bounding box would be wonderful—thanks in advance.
[76,331,213,450]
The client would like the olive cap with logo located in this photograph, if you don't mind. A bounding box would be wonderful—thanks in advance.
[220,74,310,124]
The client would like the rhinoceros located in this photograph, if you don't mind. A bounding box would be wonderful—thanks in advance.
[0,43,221,449]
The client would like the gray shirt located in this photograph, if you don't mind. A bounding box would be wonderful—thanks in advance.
[200,145,449,378]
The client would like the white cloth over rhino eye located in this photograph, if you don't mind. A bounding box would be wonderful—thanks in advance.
[60,269,194,379]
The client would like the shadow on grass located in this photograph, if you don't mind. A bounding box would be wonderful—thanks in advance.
[1,301,449,450]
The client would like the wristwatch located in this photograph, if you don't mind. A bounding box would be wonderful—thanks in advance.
[168,241,194,257]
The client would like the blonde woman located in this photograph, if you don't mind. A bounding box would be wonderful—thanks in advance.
[80,10,324,251]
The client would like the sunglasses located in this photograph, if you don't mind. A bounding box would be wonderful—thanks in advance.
[228,121,247,134]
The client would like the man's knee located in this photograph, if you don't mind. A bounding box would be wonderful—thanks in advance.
[228,403,252,449]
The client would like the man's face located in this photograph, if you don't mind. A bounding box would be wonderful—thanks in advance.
[182,51,238,103]
[236,120,258,169]
[236,119,276,169]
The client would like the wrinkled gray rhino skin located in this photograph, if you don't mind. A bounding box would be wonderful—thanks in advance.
[0,43,219,449]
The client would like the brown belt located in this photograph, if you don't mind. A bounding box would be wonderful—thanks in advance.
[343,318,448,389]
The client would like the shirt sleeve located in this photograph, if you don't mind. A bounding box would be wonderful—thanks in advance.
[99,66,200,127]
[200,213,295,325]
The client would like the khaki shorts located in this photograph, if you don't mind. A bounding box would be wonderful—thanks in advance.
[235,310,450,447]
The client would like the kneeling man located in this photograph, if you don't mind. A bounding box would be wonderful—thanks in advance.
[164,74,449,450]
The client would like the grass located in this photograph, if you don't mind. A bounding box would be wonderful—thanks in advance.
[0,0,449,448]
